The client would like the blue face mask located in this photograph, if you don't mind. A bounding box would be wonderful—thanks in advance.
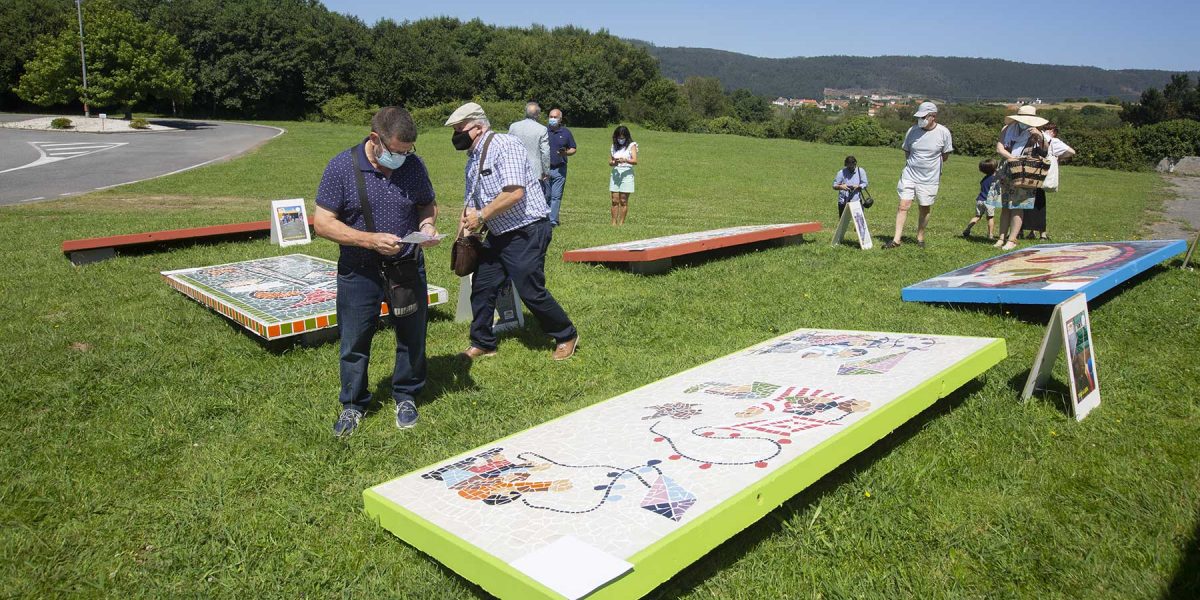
[1016,122,1029,132]
[374,137,409,170]
[616,137,626,146]
[548,118,559,127]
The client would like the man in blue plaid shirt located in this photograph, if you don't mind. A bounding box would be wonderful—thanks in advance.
[446,102,579,361]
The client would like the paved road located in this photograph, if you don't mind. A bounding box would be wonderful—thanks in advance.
[0,115,283,206]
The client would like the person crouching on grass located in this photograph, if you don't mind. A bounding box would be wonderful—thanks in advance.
[962,159,998,240]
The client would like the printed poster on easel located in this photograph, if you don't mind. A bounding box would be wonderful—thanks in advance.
[270,199,311,247]
[454,274,525,334]
[1022,292,1101,420]
[830,200,872,249]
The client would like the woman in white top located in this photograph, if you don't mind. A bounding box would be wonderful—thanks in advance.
[609,125,638,226]
[1021,122,1076,240]
[994,105,1047,251]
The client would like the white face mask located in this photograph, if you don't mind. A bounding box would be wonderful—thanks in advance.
[917,117,930,129]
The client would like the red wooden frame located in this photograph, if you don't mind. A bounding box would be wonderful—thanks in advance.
[562,223,821,263]
[61,217,314,254]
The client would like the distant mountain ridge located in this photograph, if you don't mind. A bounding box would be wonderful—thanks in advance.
[638,44,1198,102]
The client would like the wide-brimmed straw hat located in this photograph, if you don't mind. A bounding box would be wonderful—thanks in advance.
[1006,105,1048,127]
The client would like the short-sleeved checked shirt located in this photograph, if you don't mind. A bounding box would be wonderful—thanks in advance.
[463,131,548,235]
[316,139,435,263]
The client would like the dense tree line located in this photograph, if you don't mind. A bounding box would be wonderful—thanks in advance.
[644,44,1200,103]
[2,0,656,125]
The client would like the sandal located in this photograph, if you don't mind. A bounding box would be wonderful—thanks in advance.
[882,240,901,249]
[993,239,1005,248]
[1001,241,1018,251]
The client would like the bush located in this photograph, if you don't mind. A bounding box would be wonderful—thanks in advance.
[129,118,150,130]
[782,107,828,141]
[820,116,900,147]
[1135,119,1200,162]
[50,117,72,129]
[1070,127,1144,171]
[409,100,527,132]
[951,122,999,157]
[320,94,375,126]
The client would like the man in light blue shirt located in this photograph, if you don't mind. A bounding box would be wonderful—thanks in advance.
[508,102,551,199]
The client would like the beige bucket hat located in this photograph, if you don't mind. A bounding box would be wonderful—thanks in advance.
[1006,105,1048,127]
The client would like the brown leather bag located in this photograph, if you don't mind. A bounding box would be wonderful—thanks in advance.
[450,132,495,277]
[450,230,482,277]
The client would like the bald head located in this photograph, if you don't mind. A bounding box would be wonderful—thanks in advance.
[549,108,562,120]
[525,102,541,120]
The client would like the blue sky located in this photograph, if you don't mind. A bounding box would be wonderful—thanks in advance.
[323,0,1199,71]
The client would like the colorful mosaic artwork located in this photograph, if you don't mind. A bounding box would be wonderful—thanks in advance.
[902,240,1188,304]
[162,254,447,340]
[572,224,806,253]
[562,223,822,268]
[365,328,1006,599]
[751,332,936,375]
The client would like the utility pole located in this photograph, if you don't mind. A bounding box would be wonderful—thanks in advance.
[75,0,90,118]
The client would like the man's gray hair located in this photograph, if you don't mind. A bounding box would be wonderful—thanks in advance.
[467,117,490,129]
[525,102,541,120]
[371,106,417,143]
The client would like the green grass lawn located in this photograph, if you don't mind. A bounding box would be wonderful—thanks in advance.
[1,120,1197,598]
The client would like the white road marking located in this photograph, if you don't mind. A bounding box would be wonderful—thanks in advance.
[0,141,127,174]
[21,196,45,202]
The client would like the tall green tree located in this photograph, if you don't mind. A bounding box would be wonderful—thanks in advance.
[681,76,731,119]
[0,0,71,110]
[730,88,771,122]
[16,0,192,117]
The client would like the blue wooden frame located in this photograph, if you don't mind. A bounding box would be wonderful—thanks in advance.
[902,240,1187,305]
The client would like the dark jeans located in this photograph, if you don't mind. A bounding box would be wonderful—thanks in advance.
[548,164,568,226]
[336,255,427,412]
[470,219,575,351]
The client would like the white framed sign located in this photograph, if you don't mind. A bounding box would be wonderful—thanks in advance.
[1022,293,1101,420]
[270,199,311,247]
[830,200,872,249]
[454,274,525,334]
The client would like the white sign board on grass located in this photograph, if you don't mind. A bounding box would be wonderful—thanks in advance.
[270,199,311,247]
[830,200,872,249]
[1022,292,1101,420]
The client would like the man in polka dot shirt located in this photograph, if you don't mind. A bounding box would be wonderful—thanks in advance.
[314,106,440,438]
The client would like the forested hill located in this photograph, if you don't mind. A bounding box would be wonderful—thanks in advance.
[640,45,1197,101]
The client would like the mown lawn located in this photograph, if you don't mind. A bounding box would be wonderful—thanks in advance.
[1,120,1197,598]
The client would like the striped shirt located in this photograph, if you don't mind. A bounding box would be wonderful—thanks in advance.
[464,131,548,235]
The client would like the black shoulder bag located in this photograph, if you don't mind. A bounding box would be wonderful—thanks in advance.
[450,132,495,277]
[856,167,874,209]
[352,145,421,318]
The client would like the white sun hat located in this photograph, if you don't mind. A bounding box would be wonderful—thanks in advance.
[1006,105,1049,127]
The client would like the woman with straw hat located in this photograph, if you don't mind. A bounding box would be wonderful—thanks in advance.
[993,105,1047,250]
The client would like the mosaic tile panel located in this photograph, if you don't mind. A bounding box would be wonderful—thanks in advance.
[902,240,1187,304]
[365,328,1005,599]
[162,254,447,340]
[573,224,806,253]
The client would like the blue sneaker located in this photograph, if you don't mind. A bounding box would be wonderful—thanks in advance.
[395,400,419,429]
[332,408,363,438]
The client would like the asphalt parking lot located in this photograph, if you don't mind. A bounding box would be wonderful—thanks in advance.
[0,114,283,206]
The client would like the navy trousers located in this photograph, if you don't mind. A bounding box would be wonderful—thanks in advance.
[336,255,427,412]
[470,219,576,350]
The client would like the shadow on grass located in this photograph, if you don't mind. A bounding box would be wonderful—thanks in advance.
[1006,368,1073,415]
[648,377,985,600]
[1164,514,1200,599]
[368,353,478,413]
